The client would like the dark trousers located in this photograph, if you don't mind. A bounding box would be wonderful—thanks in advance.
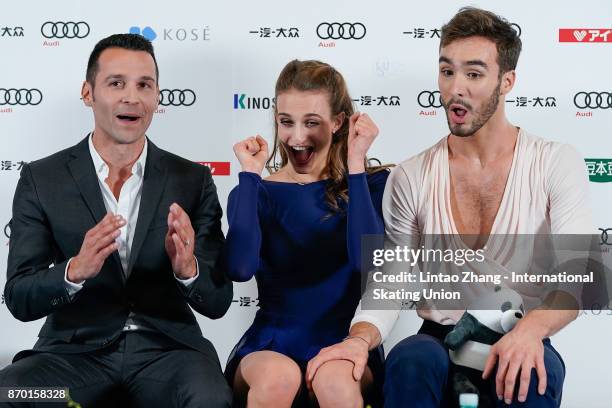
[0,330,232,408]
[383,321,565,408]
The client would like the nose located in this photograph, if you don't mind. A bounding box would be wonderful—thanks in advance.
[291,124,309,144]
[120,84,139,104]
[449,74,467,99]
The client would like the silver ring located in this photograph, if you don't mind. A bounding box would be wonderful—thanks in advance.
[184,239,191,247]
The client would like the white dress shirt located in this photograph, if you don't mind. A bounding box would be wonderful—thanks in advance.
[64,134,198,297]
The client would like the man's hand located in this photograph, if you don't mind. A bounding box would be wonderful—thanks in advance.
[305,322,380,390]
[165,203,197,279]
[306,337,369,390]
[482,321,547,404]
[67,213,125,283]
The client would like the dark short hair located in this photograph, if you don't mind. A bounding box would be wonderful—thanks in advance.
[86,33,159,86]
[440,7,522,74]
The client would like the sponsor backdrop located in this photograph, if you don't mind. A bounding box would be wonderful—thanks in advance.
[1,0,610,405]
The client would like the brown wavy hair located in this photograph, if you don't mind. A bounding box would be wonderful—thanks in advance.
[265,59,391,214]
[441,7,522,75]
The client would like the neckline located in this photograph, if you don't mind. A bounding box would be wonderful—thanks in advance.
[262,178,329,186]
[443,128,523,246]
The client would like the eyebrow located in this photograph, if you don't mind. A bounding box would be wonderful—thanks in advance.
[465,60,488,69]
[104,74,125,82]
[278,112,323,119]
[103,74,156,82]
[439,56,488,69]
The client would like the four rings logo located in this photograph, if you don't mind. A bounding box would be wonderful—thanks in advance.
[41,21,90,39]
[417,91,443,108]
[316,22,366,40]
[574,92,612,109]
[0,88,43,106]
[600,228,611,246]
[159,89,196,107]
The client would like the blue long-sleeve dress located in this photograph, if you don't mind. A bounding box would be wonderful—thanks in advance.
[223,170,389,389]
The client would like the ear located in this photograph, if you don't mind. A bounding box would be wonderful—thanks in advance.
[499,70,516,96]
[81,80,93,107]
[333,111,346,133]
[155,84,161,109]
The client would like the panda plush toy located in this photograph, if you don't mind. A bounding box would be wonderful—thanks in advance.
[444,286,525,407]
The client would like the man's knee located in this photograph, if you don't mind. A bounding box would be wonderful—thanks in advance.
[386,335,450,378]
[542,345,565,396]
[521,345,565,406]
[173,357,233,408]
[0,363,22,387]
[179,381,232,408]
[0,358,46,386]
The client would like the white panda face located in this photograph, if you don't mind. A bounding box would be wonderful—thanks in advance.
[501,308,524,332]
[501,300,525,315]
[499,295,525,332]
[468,288,525,333]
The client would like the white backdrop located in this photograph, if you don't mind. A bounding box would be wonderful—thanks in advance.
[1,1,611,406]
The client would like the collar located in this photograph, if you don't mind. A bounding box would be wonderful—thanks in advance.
[88,133,148,179]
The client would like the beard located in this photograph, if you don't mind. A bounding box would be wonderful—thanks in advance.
[442,80,501,137]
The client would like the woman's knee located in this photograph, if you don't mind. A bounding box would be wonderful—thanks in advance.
[239,351,302,405]
[312,360,363,408]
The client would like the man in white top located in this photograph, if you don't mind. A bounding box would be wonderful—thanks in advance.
[307,7,594,407]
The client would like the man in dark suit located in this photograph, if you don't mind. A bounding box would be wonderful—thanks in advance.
[0,33,233,407]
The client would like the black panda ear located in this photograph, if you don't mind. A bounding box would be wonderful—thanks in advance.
[501,301,511,312]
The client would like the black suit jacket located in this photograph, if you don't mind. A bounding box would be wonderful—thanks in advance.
[4,136,233,360]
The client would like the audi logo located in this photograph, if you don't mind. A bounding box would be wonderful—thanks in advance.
[601,228,611,246]
[41,21,90,39]
[316,22,366,40]
[0,88,43,106]
[417,91,443,108]
[574,92,612,109]
[159,89,196,107]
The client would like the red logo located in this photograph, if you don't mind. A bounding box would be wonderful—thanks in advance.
[559,28,612,42]
[196,161,231,176]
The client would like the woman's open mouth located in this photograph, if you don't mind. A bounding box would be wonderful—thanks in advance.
[289,145,314,166]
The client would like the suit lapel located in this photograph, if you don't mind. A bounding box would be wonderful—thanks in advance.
[127,140,168,277]
[67,135,125,281]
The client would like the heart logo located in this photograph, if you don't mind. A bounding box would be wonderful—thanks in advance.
[573,30,587,41]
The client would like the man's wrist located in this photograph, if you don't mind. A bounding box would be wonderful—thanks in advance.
[514,313,550,340]
[66,258,84,284]
[176,257,197,280]
[348,322,381,350]
[344,335,370,348]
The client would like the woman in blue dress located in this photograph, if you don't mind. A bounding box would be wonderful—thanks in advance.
[224,59,390,407]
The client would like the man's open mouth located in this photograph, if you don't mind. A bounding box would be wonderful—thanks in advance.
[116,113,141,123]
